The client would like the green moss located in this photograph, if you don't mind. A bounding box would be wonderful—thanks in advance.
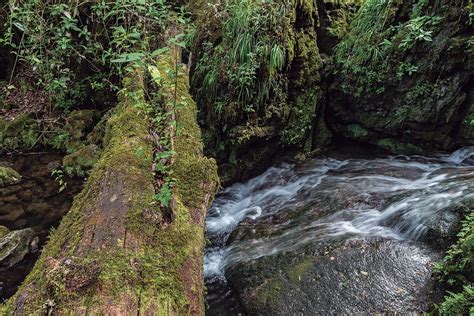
[251,279,284,310]
[64,109,99,153]
[62,144,101,177]
[0,113,39,151]
[287,258,314,283]
[87,109,112,147]
[344,124,369,141]
[376,138,422,155]
[0,226,9,238]
[147,52,219,313]
[312,114,332,148]
[323,0,364,40]
[282,88,321,145]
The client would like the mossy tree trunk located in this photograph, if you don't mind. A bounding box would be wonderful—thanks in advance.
[6,51,218,314]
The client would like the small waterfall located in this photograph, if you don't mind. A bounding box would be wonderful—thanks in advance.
[204,147,474,312]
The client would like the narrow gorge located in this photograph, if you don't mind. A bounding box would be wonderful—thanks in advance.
[0,0,472,315]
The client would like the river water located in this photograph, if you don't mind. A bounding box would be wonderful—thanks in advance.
[204,147,474,314]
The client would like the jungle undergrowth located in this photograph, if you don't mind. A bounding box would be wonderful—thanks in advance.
[1,0,193,113]
[434,211,474,314]
[2,0,196,217]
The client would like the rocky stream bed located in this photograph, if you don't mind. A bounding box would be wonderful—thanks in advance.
[205,147,474,315]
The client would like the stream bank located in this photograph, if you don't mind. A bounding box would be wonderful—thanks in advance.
[0,153,82,300]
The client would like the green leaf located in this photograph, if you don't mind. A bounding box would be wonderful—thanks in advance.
[13,22,26,32]
[111,52,144,63]
[155,183,172,207]
[156,150,176,160]
[151,47,170,57]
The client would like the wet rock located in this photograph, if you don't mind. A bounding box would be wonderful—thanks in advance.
[0,205,25,223]
[0,228,37,269]
[423,211,462,242]
[0,166,21,187]
[227,238,441,315]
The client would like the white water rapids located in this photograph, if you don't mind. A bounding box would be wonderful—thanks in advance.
[204,147,474,279]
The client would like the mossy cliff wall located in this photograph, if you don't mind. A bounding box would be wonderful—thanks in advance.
[5,64,218,314]
[191,0,472,173]
[328,0,474,154]
[190,0,333,184]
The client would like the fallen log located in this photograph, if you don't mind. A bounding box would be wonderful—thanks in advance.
[6,59,218,314]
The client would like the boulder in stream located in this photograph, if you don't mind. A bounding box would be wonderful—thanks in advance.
[0,227,37,269]
[227,238,442,315]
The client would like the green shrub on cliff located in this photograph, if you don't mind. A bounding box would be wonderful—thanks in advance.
[334,0,445,96]
[193,0,290,118]
[191,0,324,178]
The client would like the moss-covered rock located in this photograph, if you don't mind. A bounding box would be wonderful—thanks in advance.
[62,144,101,177]
[64,109,100,153]
[0,228,36,269]
[376,138,423,155]
[191,0,330,183]
[0,108,101,153]
[0,114,39,151]
[0,226,9,238]
[0,166,21,187]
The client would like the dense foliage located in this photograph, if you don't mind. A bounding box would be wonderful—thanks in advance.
[1,0,191,111]
[193,0,288,122]
[334,0,450,96]
[435,211,474,314]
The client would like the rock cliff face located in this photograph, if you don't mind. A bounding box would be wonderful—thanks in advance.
[327,0,473,153]
[192,0,473,181]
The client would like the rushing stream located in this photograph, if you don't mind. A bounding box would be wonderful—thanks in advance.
[204,147,474,314]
